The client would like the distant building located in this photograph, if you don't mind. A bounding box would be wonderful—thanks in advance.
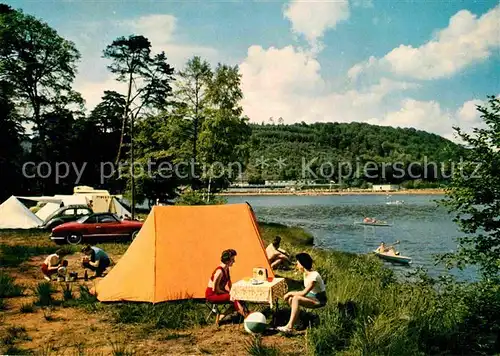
[372,184,400,191]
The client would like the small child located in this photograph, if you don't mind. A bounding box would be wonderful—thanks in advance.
[41,249,68,281]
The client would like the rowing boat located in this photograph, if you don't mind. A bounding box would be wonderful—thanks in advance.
[373,250,412,265]
[355,221,392,227]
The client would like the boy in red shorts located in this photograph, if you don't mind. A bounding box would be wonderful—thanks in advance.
[41,249,68,281]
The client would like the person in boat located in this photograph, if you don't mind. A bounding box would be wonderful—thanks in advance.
[266,236,291,269]
[277,253,327,333]
[206,249,248,324]
[376,242,399,255]
[363,217,378,224]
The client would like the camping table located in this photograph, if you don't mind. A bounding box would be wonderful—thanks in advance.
[230,278,288,324]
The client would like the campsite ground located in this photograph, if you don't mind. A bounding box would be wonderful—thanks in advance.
[2,222,499,355]
[0,225,311,355]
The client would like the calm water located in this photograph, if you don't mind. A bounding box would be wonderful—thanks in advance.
[226,194,474,280]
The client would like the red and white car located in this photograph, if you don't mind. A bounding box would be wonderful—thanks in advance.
[50,212,143,245]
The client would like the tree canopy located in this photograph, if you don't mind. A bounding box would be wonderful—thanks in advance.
[441,96,500,280]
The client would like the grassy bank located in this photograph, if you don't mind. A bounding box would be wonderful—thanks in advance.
[1,223,499,355]
[264,224,500,355]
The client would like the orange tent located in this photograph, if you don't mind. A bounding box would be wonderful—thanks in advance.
[94,203,274,303]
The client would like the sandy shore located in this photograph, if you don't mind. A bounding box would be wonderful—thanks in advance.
[218,189,445,196]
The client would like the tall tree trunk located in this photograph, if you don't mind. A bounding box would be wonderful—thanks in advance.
[131,112,135,220]
[115,71,134,165]
[192,79,199,189]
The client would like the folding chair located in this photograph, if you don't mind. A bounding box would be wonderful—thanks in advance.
[205,301,234,326]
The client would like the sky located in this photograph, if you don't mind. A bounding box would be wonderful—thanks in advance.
[6,0,500,141]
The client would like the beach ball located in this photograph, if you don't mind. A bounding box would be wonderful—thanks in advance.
[244,312,267,334]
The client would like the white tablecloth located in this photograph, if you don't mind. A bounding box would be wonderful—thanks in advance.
[230,278,288,308]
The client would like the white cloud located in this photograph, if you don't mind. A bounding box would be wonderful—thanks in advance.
[349,4,500,80]
[124,14,177,44]
[239,42,493,141]
[240,45,419,126]
[456,99,485,126]
[283,0,350,49]
[378,97,499,141]
[379,99,453,137]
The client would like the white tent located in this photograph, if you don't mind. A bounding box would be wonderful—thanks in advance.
[19,194,89,207]
[17,196,63,204]
[109,197,131,218]
[0,196,43,229]
[35,202,61,221]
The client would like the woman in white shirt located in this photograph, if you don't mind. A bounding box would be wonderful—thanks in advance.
[277,252,327,333]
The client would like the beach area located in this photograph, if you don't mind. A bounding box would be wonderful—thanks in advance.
[219,188,445,196]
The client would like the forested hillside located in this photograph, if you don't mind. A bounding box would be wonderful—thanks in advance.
[245,122,464,186]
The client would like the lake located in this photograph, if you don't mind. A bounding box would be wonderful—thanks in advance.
[225,194,473,280]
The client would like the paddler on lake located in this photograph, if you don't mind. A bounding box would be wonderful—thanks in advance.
[376,241,399,255]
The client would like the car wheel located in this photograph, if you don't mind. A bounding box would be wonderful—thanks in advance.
[66,233,82,245]
[131,230,139,241]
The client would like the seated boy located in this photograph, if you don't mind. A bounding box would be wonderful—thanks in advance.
[266,236,291,269]
[41,249,68,281]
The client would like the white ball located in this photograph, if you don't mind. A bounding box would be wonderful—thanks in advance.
[244,312,267,334]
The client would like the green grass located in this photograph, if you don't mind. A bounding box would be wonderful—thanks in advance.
[243,335,279,356]
[0,245,60,268]
[33,281,55,306]
[20,303,34,313]
[1,325,30,346]
[94,242,130,256]
[0,272,25,297]
[259,222,314,247]
[271,238,500,355]
[113,300,208,330]
[2,219,499,355]
[62,285,100,313]
[110,338,136,356]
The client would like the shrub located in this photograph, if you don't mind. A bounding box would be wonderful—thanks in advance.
[20,303,34,313]
[62,283,73,301]
[175,189,227,206]
[0,272,24,298]
[243,335,279,356]
[34,281,55,306]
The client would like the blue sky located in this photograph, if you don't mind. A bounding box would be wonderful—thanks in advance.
[6,0,500,140]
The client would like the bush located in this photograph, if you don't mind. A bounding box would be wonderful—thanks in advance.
[0,272,24,297]
[20,303,34,313]
[33,281,55,306]
[175,189,227,206]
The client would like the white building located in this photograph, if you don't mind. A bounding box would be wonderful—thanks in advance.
[372,184,400,191]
